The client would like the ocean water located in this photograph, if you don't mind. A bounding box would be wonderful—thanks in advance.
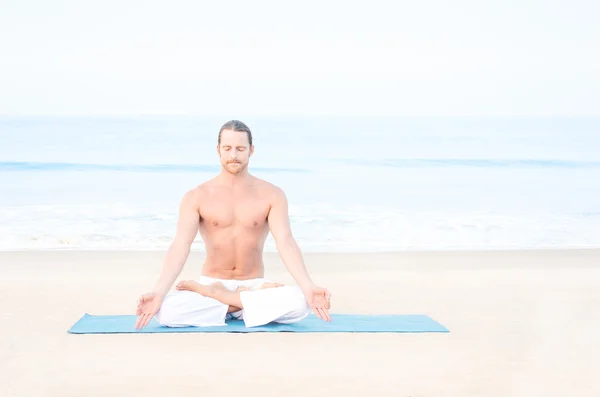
[1,116,599,251]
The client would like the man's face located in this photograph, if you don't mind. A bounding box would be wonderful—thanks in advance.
[217,129,253,174]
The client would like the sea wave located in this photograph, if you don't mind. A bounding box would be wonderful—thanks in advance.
[0,204,598,251]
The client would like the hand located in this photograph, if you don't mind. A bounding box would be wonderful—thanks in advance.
[135,292,164,329]
[304,286,332,322]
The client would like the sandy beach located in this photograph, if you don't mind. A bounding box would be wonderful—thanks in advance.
[1,249,599,397]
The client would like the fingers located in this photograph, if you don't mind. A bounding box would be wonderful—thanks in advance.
[135,313,148,330]
[136,315,144,330]
[135,306,154,329]
[318,307,331,322]
[136,297,146,316]
[141,313,152,329]
[309,289,333,322]
[135,314,143,329]
[313,307,330,322]
[311,304,331,322]
[137,313,151,329]
[319,289,332,308]
[311,307,322,320]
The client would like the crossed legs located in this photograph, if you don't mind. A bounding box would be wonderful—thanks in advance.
[156,279,309,328]
[175,280,283,312]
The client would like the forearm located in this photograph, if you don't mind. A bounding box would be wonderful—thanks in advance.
[152,242,189,297]
[276,237,315,293]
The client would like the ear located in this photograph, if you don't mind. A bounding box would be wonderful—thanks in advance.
[250,145,254,157]
[216,144,220,156]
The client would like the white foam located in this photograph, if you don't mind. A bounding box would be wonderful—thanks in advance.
[1,203,598,251]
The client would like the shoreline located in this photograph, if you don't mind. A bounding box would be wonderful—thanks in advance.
[2,247,599,267]
[2,246,599,254]
[2,245,599,251]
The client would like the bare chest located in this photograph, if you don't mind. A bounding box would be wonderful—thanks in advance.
[200,195,271,230]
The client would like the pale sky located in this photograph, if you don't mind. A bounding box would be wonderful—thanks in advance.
[1,0,599,116]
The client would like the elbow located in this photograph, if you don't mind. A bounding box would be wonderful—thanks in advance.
[274,234,296,251]
[167,240,191,260]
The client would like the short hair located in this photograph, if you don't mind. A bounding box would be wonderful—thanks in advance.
[218,120,253,146]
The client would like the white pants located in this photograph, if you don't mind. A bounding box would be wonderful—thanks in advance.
[155,276,310,328]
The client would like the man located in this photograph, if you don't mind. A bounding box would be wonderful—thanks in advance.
[135,120,331,329]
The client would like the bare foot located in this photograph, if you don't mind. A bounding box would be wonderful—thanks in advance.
[260,282,283,289]
[235,283,283,292]
[234,283,282,293]
[176,280,226,298]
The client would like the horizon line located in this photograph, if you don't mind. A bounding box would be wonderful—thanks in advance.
[2,114,600,119]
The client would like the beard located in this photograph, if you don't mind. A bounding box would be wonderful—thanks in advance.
[225,161,246,174]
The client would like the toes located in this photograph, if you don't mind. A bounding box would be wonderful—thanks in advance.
[176,281,189,290]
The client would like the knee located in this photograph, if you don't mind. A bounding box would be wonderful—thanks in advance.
[154,301,173,326]
[285,286,310,317]
[154,294,182,327]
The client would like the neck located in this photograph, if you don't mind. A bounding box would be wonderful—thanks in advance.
[217,168,250,186]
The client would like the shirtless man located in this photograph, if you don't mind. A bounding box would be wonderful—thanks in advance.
[135,120,331,329]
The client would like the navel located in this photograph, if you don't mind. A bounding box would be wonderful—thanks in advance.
[213,221,218,226]
[253,221,258,227]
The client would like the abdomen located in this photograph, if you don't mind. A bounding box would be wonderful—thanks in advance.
[200,226,268,280]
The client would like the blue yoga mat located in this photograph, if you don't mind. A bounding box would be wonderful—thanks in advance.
[68,313,449,334]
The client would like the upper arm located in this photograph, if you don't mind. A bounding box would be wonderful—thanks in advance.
[267,187,293,243]
[173,190,200,246]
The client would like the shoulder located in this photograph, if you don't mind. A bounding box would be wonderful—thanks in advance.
[258,179,284,196]
[180,180,213,207]
[253,177,287,203]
